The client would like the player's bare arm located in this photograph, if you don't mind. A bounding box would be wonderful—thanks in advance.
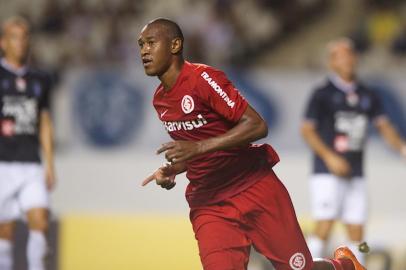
[39,110,56,190]
[375,117,406,158]
[301,121,351,177]
[157,105,267,164]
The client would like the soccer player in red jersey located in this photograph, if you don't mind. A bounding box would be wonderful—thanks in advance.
[139,18,365,270]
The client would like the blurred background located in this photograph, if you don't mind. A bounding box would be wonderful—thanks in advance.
[1,0,406,269]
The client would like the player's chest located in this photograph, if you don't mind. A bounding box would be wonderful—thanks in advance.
[154,91,211,121]
[327,91,372,116]
[0,75,44,98]
[154,92,217,134]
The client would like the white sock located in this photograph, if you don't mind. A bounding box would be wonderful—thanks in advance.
[348,241,366,265]
[0,238,13,270]
[307,235,326,258]
[27,230,47,270]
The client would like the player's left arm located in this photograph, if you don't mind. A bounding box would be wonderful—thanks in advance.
[158,105,267,164]
[40,110,56,190]
[375,117,406,158]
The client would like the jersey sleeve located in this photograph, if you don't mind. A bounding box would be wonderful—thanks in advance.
[195,68,248,123]
[303,89,324,124]
[39,74,53,111]
[368,90,386,120]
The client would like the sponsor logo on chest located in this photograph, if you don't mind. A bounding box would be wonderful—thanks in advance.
[163,114,208,132]
[1,96,38,135]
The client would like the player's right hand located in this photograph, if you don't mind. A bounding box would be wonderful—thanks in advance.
[45,165,56,191]
[141,164,177,190]
[324,153,352,178]
[401,144,406,160]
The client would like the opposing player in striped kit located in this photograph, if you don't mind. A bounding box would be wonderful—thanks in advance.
[0,17,56,270]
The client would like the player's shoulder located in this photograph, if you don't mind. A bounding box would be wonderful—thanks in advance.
[0,63,7,75]
[189,62,230,92]
[311,79,334,98]
[190,62,222,72]
[357,82,376,96]
[0,62,16,77]
[28,67,51,80]
[188,62,225,80]
[30,68,56,96]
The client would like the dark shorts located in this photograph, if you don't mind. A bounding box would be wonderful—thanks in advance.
[190,170,313,270]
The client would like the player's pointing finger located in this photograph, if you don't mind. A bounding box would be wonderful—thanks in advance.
[141,174,156,186]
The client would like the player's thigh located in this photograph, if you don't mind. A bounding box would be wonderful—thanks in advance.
[309,174,345,220]
[18,164,49,231]
[18,164,49,211]
[191,212,251,270]
[342,177,367,225]
[0,163,24,223]
[244,174,312,270]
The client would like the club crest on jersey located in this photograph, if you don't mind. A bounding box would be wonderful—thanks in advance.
[181,95,194,114]
[289,253,306,270]
[346,92,358,107]
[15,77,26,92]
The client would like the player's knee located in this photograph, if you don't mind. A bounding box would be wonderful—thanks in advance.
[28,218,49,232]
[26,209,49,232]
[314,220,335,240]
[0,223,15,240]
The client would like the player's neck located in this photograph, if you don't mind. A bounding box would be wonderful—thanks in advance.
[337,73,355,84]
[2,56,27,70]
[340,76,355,84]
[159,58,185,91]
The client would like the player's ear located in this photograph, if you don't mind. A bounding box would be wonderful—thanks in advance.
[171,37,182,54]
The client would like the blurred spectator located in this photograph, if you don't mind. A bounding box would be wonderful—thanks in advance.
[366,5,401,47]
[349,0,406,59]
[38,0,65,34]
[0,0,331,71]
[391,23,406,55]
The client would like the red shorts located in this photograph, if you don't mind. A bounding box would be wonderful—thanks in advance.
[190,170,313,270]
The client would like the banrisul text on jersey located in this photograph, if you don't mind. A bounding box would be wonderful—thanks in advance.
[163,114,208,132]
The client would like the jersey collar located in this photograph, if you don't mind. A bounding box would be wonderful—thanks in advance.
[0,58,28,77]
[328,73,357,93]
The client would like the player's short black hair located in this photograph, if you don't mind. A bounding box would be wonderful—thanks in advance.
[148,18,184,43]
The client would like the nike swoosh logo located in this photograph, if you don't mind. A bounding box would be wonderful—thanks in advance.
[160,109,168,118]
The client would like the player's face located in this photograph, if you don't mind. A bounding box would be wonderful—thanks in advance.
[0,23,30,63]
[138,24,173,76]
[329,44,357,80]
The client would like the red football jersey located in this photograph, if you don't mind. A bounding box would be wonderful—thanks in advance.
[153,61,279,207]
